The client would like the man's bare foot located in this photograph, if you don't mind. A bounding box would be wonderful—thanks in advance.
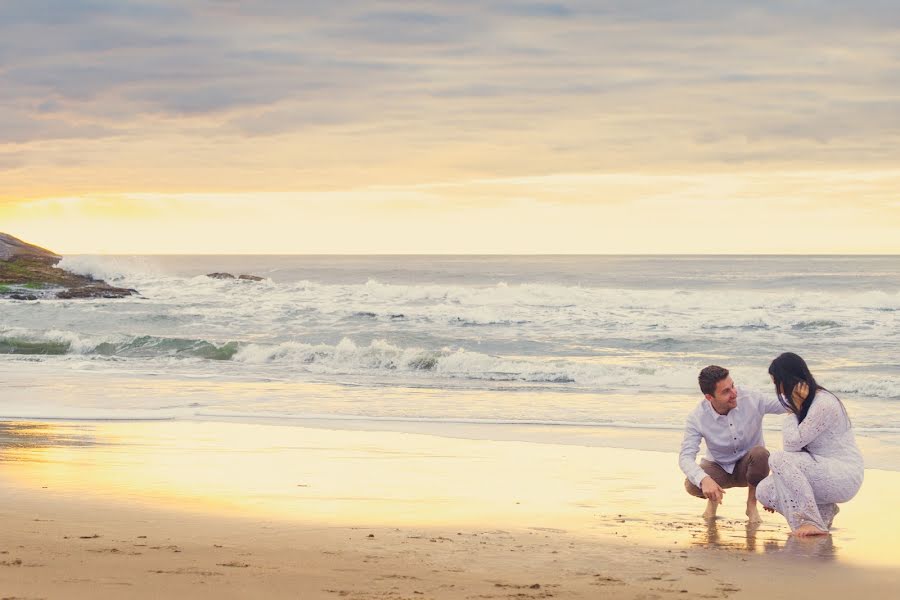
[703,499,718,520]
[793,523,829,537]
[746,505,762,523]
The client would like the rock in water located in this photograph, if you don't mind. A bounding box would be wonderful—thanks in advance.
[206,272,264,281]
[56,286,138,299]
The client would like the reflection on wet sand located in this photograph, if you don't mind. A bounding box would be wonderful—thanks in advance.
[692,518,771,552]
[781,533,837,559]
[593,511,846,564]
[695,518,836,560]
[2,419,897,570]
[0,421,97,459]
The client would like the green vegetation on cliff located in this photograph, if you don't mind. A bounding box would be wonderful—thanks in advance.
[0,256,98,288]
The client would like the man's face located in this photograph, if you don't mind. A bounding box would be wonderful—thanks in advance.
[706,376,738,414]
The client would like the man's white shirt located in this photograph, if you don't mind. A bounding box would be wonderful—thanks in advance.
[679,387,787,487]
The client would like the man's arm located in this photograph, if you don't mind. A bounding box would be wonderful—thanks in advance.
[743,387,788,415]
[678,416,708,488]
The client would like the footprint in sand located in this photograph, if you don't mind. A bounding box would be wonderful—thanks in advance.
[87,548,142,556]
[0,559,23,567]
[685,566,707,574]
[492,583,546,589]
[148,568,223,576]
[649,586,692,594]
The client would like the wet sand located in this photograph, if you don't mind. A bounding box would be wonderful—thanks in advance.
[1,420,898,599]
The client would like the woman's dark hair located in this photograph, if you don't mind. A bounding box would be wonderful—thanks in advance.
[769,352,830,424]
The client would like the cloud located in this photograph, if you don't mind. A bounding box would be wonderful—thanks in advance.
[501,3,574,18]
[0,1,170,26]
[0,0,899,193]
[0,152,25,171]
[0,108,119,144]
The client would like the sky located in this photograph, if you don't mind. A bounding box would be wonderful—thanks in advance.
[1,1,898,254]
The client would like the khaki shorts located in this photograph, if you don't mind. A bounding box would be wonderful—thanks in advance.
[684,445,770,498]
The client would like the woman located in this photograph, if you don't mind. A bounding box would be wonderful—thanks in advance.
[756,353,863,537]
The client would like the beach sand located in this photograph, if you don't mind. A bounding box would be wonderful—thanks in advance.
[1,420,898,599]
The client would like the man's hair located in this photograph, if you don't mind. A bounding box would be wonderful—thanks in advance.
[698,365,729,396]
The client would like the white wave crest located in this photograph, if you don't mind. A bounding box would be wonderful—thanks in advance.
[0,327,117,354]
[59,255,162,283]
[233,338,437,372]
[433,349,574,383]
[829,377,900,400]
[231,337,698,389]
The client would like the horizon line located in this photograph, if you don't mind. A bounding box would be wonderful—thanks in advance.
[59,252,900,257]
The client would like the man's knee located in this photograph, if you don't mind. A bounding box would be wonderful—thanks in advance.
[747,445,771,486]
[748,445,770,468]
[749,445,769,460]
[684,477,705,498]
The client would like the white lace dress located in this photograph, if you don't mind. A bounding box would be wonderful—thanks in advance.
[756,390,864,532]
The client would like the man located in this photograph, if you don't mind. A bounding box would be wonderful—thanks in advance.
[679,365,787,522]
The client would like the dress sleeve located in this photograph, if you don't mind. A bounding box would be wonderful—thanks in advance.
[679,415,707,487]
[782,393,842,451]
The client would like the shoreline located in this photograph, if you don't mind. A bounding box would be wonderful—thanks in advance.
[1,364,897,474]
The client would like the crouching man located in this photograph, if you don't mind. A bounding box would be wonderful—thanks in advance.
[679,365,786,522]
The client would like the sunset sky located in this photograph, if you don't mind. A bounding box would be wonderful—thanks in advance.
[1,1,898,254]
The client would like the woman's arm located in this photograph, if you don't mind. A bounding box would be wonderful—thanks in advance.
[782,392,842,451]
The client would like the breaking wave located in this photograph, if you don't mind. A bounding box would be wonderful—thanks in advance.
[0,329,679,389]
[3,328,899,399]
[0,329,239,361]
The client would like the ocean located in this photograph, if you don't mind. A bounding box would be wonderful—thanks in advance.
[2,255,898,468]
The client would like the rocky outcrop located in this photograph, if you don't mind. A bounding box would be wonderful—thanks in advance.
[0,232,62,264]
[0,232,138,300]
[55,285,137,299]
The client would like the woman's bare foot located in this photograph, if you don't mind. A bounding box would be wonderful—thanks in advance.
[746,505,762,523]
[703,499,718,520]
[793,523,829,537]
[826,504,840,528]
